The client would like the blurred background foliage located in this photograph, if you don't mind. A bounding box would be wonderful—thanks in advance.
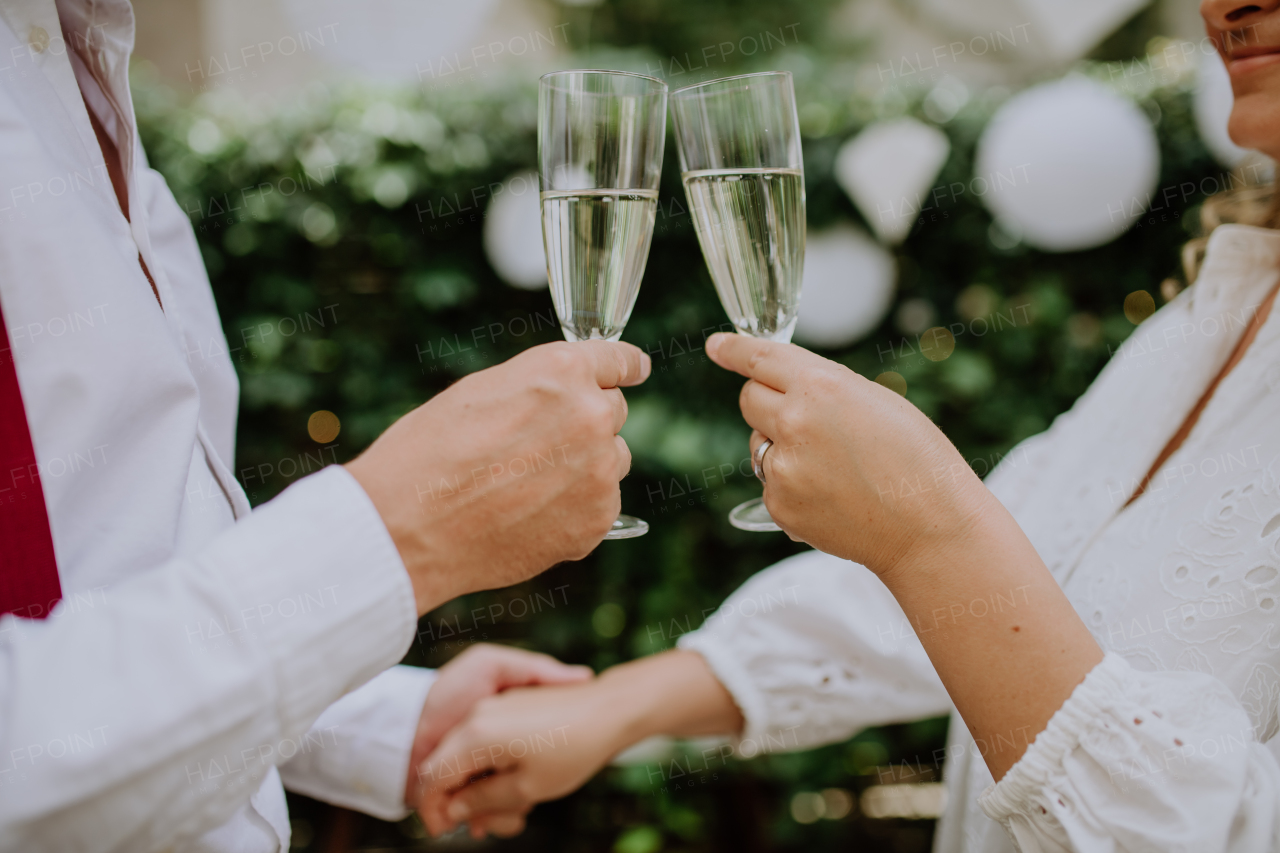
[556,0,848,61]
[134,9,1224,850]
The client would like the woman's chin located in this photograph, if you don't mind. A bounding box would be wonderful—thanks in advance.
[1226,94,1280,159]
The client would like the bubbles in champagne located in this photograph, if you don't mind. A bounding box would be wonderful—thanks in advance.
[541,189,658,342]
[682,168,805,342]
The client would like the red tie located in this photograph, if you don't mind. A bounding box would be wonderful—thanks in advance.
[0,299,61,619]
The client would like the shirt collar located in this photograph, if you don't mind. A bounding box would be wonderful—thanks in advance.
[0,0,138,171]
[54,0,136,79]
[1193,222,1280,320]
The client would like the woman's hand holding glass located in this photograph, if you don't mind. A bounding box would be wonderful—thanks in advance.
[704,332,992,575]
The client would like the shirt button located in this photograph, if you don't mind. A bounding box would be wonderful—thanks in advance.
[28,26,49,53]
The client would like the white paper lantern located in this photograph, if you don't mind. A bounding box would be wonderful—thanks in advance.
[280,0,501,82]
[923,76,971,124]
[1017,0,1150,62]
[914,0,1146,64]
[483,171,548,290]
[975,76,1160,252]
[834,117,951,245]
[1195,50,1252,167]
[794,224,897,349]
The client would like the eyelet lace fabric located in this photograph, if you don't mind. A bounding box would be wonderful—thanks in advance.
[680,225,1280,851]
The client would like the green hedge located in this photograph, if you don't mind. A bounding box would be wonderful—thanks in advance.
[133,41,1223,851]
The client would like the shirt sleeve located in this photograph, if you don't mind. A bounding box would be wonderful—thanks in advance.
[0,465,418,852]
[979,653,1280,853]
[278,665,436,821]
[677,549,952,753]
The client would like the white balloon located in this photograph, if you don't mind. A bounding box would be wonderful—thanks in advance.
[483,172,548,290]
[794,224,897,349]
[1194,50,1252,167]
[975,76,1160,252]
[834,117,951,245]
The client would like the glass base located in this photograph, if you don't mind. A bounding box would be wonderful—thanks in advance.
[728,497,781,532]
[605,514,649,539]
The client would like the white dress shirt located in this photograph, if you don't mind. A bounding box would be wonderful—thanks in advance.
[0,1,435,850]
[681,223,1280,852]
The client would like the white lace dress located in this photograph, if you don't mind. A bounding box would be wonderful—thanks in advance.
[678,223,1280,852]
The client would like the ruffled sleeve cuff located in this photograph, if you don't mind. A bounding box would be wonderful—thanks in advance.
[677,629,773,751]
[675,551,950,756]
[979,653,1130,821]
[978,652,1272,852]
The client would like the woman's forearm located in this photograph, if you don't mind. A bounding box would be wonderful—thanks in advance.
[600,649,745,752]
[704,332,1105,783]
[879,492,1103,781]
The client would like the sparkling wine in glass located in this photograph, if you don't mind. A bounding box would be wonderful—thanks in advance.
[541,188,659,342]
[539,69,668,539]
[671,71,806,532]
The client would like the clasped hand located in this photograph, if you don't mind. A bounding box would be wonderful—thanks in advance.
[403,644,624,839]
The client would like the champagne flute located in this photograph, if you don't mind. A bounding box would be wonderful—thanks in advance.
[539,69,668,539]
[670,71,806,532]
